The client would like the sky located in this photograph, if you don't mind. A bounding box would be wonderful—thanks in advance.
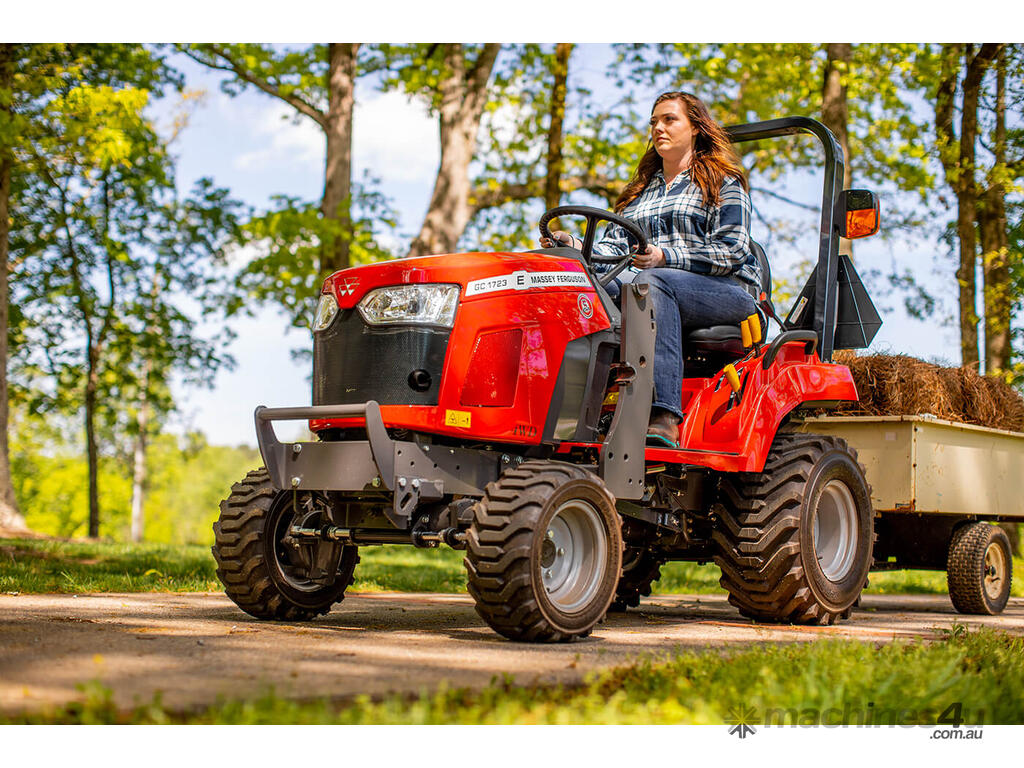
[146,43,966,448]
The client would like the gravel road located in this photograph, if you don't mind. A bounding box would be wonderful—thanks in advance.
[2,591,1021,715]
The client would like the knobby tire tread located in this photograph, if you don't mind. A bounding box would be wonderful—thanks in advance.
[213,467,359,621]
[713,432,868,625]
[465,460,616,642]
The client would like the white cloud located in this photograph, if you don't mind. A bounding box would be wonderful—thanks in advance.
[225,89,438,188]
[230,96,325,173]
[353,91,438,184]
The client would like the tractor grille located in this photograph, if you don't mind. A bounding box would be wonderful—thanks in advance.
[313,310,450,407]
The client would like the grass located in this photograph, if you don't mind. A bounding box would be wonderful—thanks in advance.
[4,627,1021,724]
[0,537,471,594]
[0,538,221,593]
[3,536,1022,597]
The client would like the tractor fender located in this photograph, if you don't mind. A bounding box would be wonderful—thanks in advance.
[742,361,858,472]
[665,359,857,473]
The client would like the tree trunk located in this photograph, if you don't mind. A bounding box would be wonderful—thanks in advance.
[130,362,150,542]
[0,43,27,533]
[822,43,853,257]
[955,45,983,371]
[321,43,359,275]
[85,345,101,538]
[408,44,500,258]
[981,46,1010,375]
[936,43,1001,371]
[543,43,573,230]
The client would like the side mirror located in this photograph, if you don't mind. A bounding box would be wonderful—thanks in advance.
[838,190,880,239]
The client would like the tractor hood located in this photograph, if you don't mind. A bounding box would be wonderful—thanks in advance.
[321,252,595,308]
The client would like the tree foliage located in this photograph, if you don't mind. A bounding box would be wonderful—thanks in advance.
[7,44,242,536]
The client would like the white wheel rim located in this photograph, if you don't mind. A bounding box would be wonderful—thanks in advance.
[813,480,860,582]
[984,541,1008,601]
[540,499,608,612]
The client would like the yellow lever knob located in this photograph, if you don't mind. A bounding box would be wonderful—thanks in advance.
[747,313,762,344]
[723,364,741,393]
[740,319,752,348]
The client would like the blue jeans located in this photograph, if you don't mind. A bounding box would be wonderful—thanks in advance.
[606,269,755,418]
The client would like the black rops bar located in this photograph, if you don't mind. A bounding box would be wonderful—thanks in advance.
[726,117,845,362]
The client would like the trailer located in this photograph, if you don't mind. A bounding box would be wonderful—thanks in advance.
[798,414,1019,614]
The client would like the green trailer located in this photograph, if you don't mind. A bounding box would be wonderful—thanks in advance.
[797,414,1020,615]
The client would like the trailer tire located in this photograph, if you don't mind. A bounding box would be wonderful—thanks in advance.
[465,460,622,642]
[713,433,873,625]
[609,549,664,612]
[213,467,359,621]
[947,522,1012,615]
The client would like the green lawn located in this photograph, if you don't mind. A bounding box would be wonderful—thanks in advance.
[5,627,1021,724]
[3,537,1021,597]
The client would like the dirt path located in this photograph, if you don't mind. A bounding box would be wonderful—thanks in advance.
[2,591,1022,715]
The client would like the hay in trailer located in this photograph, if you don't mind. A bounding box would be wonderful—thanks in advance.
[830,352,1024,433]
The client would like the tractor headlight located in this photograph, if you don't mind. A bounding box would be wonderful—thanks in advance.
[357,284,460,327]
[312,293,339,332]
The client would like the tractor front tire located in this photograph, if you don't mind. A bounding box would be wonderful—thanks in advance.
[609,548,664,612]
[947,522,1012,615]
[465,460,623,642]
[213,467,359,621]
[713,433,874,625]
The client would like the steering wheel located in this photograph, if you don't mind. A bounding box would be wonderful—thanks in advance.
[538,205,649,287]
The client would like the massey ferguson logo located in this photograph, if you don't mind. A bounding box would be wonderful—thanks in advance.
[578,293,594,319]
[337,278,359,297]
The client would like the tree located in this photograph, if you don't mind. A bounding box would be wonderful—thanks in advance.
[0,44,26,531]
[822,43,853,256]
[9,45,241,538]
[375,44,501,257]
[978,46,1024,376]
[182,44,358,274]
[181,44,394,331]
[936,44,1004,370]
[544,44,574,214]
[449,44,625,253]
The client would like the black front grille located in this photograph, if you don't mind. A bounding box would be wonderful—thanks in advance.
[313,310,451,406]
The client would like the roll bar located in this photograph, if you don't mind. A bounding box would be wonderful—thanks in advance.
[725,117,846,362]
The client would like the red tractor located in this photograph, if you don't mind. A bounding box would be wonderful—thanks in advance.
[214,117,884,641]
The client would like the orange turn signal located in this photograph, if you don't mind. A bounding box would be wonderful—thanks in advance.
[845,207,879,239]
[839,189,880,239]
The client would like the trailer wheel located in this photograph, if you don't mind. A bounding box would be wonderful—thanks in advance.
[609,549,664,612]
[713,433,873,625]
[947,522,1012,615]
[213,467,359,621]
[465,460,622,642]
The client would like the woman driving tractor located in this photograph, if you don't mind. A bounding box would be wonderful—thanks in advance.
[541,92,760,448]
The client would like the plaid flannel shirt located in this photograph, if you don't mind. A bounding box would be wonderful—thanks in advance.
[592,170,760,289]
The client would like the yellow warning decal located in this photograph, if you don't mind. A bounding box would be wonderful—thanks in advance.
[444,409,472,428]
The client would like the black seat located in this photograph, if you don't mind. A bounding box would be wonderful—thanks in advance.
[684,240,773,369]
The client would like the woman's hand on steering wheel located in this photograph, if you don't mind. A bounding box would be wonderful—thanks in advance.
[539,230,579,249]
[537,205,649,287]
[631,244,666,270]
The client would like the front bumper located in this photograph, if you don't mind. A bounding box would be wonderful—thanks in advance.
[255,401,502,529]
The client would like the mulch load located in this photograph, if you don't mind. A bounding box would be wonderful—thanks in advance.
[830,352,1024,433]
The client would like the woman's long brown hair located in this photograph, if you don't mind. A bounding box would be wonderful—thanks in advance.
[615,92,748,212]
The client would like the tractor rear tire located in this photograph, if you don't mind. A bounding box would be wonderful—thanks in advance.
[609,549,664,612]
[465,460,623,642]
[213,467,359,621]
[713,433,873,625]
[947,522,1012,615]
